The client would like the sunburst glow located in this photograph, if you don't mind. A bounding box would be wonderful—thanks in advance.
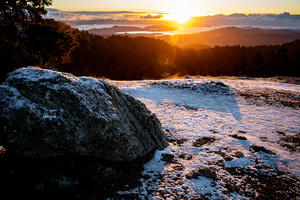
[163,0,198,24]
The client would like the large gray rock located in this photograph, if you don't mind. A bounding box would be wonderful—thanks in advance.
[0,67,167,161]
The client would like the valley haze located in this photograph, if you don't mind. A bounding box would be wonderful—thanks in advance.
[46,8,300,47]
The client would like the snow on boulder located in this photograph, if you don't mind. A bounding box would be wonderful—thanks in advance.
[0,67,167,161]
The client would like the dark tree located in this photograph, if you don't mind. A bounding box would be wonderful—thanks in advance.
[251,51,265,76]
[0,0,75,82]
[0,0,52,25]
[24,20,77,67]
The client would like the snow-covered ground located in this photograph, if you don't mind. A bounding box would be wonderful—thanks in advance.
[109,77,300,199]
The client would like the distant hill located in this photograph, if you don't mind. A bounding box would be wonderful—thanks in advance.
[86,26,300,48]
[88,25,177,36]
[189,12,300,28]
[160,27,300,47]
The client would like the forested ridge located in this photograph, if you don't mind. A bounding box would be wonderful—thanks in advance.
[60,31,300,79]
[1,0,300,81]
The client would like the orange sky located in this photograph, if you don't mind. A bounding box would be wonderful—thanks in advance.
[51,0,300,24]
[52,0,300,14]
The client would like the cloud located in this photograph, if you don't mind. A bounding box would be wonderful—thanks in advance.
[190,12,300,28]
[140,15,163,19]
[45,8,148,21]
[71,11,145,15]
[122,14,143,20]
[45,9,300,28]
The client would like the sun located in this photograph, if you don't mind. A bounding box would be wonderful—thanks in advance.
[163,0,197,24]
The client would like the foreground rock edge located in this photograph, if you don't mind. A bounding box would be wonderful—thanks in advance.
[0,66,168,198]
[0,66,167,162]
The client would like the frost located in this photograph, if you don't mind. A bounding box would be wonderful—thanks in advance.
[111,77,300,199]
[6,66,64,83]
[4,67,121,123]
[42,109,58,120]
[143,148,170,172]
[151,80,233,95]
[225,157,254,168]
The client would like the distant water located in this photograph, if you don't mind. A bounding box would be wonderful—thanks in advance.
[73,24,300,35]
[75,24,148,30]
[116,26,221,35]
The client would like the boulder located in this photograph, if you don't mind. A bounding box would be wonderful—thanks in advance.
[0,67,167,161]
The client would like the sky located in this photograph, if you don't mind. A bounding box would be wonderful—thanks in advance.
[51,0,300,15]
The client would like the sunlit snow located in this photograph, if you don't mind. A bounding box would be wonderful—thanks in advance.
[110,77,300,199]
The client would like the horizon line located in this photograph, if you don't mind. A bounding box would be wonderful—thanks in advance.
[47,8,300,16]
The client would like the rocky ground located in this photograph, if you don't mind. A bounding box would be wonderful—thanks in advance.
[111,77,300,199]
[0,69,299,199]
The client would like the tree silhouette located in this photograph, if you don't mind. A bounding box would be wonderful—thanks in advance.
[0,0,77,81]
[1,1,299,82]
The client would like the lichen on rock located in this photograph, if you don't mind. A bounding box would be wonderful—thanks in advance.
[0,67,168,161]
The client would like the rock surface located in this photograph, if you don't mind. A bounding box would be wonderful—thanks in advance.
[0,67,167,161]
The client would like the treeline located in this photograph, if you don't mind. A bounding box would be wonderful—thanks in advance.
[1,1,300,81]
[60,32,300,79]
[173,41,300,77]
[60,31,174,80]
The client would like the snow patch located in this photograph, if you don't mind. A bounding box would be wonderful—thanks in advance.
[110,77,300,199]
[225,157,254,168]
